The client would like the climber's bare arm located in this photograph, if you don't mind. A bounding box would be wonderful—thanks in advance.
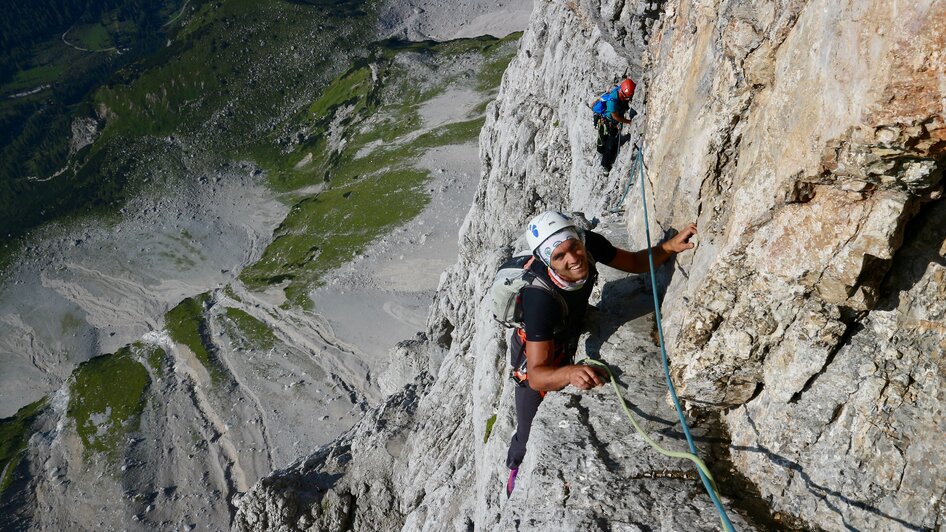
[611,111,633,124]
[525,340,603,392]
[606,223,697,274]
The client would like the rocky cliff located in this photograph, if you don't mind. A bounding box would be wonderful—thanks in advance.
[647,0,945,529]
[235,0,945,530]
[0,5,524,529]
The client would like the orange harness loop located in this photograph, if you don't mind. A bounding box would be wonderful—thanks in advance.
[512,327,548,398]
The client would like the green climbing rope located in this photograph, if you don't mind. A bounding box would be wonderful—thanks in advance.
[580,358,719,491]
[587,139,738,529]
[581,358,728,531]
[634,144,736,531]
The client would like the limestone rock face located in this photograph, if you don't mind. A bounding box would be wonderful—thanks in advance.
[235,0,945,530]
[638,1,945,529]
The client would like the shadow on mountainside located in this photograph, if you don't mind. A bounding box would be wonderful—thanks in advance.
[0,454,35,531]
[581,231,701,433]
[874,196,946,313]
[725,411,928,532]
[583,275,681,429]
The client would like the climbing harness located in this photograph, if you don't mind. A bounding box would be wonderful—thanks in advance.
[596,145,737,531]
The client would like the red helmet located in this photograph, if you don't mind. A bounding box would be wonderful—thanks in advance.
[619,78,636,100]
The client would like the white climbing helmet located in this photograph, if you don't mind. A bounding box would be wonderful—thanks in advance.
[525,211,577,255]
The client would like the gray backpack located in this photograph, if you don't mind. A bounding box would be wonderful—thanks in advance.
[490,255,568,329]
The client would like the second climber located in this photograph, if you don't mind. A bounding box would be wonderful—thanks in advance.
[591,78,637,170]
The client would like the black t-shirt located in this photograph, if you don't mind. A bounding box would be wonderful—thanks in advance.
[520,231,617,349]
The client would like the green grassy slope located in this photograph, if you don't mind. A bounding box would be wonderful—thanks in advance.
[67,346,151,460]
[0,0,370,253]
[223,307,280,351]
[165,294,230,384]
[0,399,48,497]
[240,34,520,307]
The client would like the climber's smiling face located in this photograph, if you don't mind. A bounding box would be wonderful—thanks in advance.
[549,238,589,282]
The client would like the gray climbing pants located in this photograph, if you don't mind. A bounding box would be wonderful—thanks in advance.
[505,331,574,469]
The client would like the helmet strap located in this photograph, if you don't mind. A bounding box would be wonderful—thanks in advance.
[548,264,588,291]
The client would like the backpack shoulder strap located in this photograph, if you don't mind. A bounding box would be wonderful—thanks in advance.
[521,273,569,321]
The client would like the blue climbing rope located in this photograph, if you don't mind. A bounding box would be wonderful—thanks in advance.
[608,131,639,213]
[636,147,737,532]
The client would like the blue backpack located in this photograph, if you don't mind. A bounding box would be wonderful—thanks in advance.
[592,88,618,116]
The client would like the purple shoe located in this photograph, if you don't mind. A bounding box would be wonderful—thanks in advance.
[506,468,519,497]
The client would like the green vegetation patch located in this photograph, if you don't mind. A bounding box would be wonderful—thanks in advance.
[237,34,513,308]
[484,413,498,444]
[0,398,47,497]
[71,23,114,51]
[242,167,430,306]
[222,284,242,303]
[7,63,63,91]
[165,294,209,360]
[309,65,374,119]
[94,57,213,139]
[223,307,279,351]
[476,32,522,91]
[136,342,168,374]
[239,114,485,307]
[67,348,149,459]
[164,293,227,383]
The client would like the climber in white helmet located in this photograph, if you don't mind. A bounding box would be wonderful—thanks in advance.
[505,210,697,496]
